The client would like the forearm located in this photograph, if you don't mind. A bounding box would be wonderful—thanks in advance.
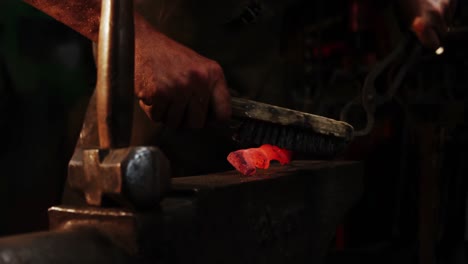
[22,0,153,43]
[23,0,232,128]
[23,0,102,42]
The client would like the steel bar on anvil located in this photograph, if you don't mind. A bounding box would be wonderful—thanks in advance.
[138,160,363,264]
[0,228,134,264]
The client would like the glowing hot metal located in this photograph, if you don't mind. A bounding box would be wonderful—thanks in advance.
[227,144,292,176]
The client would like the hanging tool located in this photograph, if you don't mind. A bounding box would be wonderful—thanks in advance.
[340,33,423,136]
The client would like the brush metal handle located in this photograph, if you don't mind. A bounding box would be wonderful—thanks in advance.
[96,0,135,149]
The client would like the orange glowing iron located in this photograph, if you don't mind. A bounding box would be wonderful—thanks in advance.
[227,144,292,176]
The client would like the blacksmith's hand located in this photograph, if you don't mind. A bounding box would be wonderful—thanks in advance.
[135,22,231,129]
[397,0,457,50]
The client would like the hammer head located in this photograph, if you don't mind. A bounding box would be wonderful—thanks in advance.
[68,146,171,209]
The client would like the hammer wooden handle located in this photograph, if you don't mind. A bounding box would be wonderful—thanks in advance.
[95,0,135,148]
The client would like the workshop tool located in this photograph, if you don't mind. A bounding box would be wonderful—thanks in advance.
[340,33,423,136]
[230,97,354,158]
[67,0,170,209]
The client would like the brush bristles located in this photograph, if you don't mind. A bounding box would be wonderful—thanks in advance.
[233,119,348,158]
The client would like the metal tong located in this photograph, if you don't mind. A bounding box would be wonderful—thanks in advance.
[340,33,423,136]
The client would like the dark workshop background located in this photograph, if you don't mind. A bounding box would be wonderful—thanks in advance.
[1,0,468,264]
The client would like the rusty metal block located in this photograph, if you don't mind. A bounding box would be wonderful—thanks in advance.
[0,206,137,264]
[48,206,138,255]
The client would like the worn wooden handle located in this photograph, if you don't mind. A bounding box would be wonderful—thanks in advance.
[231,97,354,141]
[96,0,135,149]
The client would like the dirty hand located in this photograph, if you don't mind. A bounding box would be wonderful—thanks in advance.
[398,0,457,50]
[134,22,231,129]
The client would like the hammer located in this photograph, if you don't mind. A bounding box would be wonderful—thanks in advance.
[67,0,171,209]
